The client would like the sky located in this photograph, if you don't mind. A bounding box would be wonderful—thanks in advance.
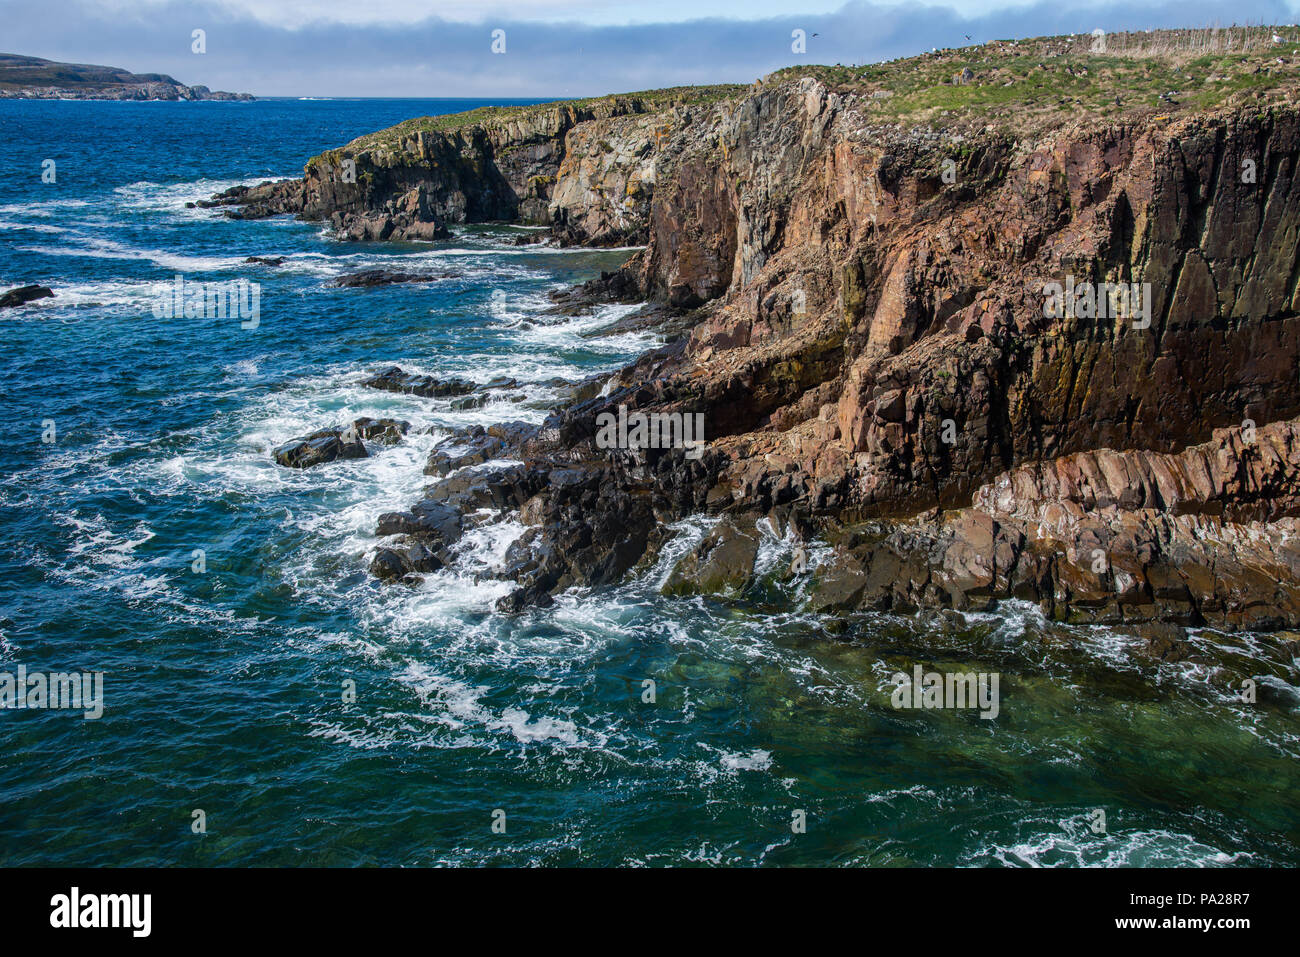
[2,0,1298,97]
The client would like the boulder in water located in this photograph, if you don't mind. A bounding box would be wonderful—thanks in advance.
[0,285,54,309]
[272,417,407,468]
[362,365,475,398]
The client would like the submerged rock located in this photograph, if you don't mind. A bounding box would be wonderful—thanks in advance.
[662,518,762,597]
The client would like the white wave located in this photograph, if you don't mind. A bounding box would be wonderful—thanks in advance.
[0,220,67,234]
[717,747,773,772]
[223,358,261,379]
[314,664,611,752]
[18,235,248,272]
[59,512,155,568]
[0,199,91,217]
[510,301,660,355]
[975,813,1257,867]
[863,784,944,805]
[2,278,161,312]
[113,177,292,220]
[649,515,720,591]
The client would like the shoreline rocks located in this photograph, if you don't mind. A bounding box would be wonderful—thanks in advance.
[273,417,408,468]
[662,518,762,597]
[804,416,1300,630]
[370,499,464,581]
[362,366,475,398]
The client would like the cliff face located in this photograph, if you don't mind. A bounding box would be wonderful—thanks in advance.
[548,110,661,246]
[550,79,1300,628]
[630,82,1300,521]
[227,32,1300,630]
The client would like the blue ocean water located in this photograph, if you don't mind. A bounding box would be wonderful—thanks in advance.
[1,98,1297,867]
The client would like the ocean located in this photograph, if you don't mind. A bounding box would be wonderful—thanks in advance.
[1,97,1297,866]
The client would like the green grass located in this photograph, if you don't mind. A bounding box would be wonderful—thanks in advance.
[767,27,1300,129]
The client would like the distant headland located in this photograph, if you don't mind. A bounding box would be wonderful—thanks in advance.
[0,53,253,100]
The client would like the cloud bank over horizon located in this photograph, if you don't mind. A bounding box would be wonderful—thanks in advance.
[3,0,1298,98]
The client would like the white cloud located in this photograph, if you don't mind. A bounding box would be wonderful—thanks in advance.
[83,0,1058,30]
[13,0,1300,96]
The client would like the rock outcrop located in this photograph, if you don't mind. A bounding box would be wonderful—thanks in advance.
[273,418,408,468]
[361,366,476,398]
[371,499,465,581]
[662,518,762,596]
[333,269,456,288]
[810,418,1300,630]
[0,285,54,309]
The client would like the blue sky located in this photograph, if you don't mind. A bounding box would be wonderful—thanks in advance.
[3,0,1298,97]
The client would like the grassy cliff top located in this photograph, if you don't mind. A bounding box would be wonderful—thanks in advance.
[339,84,745,153]
[768,26,1300,129]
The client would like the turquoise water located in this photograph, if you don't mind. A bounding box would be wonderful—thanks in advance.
[1,99,1297,867]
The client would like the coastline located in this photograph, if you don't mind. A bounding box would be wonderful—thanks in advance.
[206,28,1300,638]
[0,83,1295,870]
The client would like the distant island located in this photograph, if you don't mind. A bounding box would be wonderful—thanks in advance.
[0,53,253,100]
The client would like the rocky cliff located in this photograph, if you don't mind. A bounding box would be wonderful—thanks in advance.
[206,86,739,241]
[229,28,1300,632]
